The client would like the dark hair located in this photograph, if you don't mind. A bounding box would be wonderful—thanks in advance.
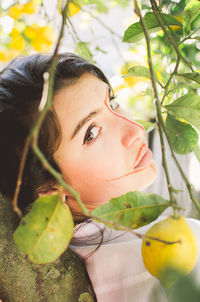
[0,53,111,212]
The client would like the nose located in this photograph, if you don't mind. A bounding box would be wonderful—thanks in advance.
[120,115,145,148]
[103,93,145,148]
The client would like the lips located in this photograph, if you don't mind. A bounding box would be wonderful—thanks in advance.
[133,144,152,170]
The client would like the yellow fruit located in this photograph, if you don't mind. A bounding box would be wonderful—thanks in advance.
[142,215,198,287]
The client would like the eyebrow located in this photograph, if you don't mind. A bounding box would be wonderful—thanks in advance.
[71,108,102,139]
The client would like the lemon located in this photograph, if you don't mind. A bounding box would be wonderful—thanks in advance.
[142,215,198,287]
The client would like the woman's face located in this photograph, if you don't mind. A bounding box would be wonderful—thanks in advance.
[53,73,157,215]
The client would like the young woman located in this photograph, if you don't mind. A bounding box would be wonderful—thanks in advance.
[0,53,200,302]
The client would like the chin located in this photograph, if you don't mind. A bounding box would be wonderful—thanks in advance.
[80,163,158,208]
[107,162,158,200]
[127,161,157,190]
[137,162,158,190]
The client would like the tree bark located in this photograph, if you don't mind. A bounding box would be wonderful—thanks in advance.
[0,193,96,302]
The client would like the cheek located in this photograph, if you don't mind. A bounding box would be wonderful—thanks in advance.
[65,160,108,204]
[65,155,111,188]
[65,144,124,187]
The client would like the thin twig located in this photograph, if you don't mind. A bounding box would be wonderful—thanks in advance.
[148,2,200,213]
[32,144,90,216]
[12,136,32,217]
[66,16,81,41]
[150,0,194,72]
[133,0,177,214]
[134,0,200,215]
[161,126,200,213]
[91,215,181,245]
[179,24,200,44]
[30,0,90,217]
[161,57,180,105]
[12,0,88,218]
[12,0,67,216]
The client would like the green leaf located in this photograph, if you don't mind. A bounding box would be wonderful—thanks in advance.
[123,12,182,43]
[135,119,156,133]
[183,0,200,34]
[165,114,198,154]
[166,273,200,302]
[177,72,200,84]
[13,195,74,264]
[165,92,200,131]
[123,65,158,82]
[167,82,200,98]
[193,144,200,162]
[191,13,200,31]
[92,191,169,229]
[75,41,94,63]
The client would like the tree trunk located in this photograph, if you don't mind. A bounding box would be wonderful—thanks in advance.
[0,193,96,302]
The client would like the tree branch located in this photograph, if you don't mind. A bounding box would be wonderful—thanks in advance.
[91,215,182,245]
[150,0,194,72]
[12,0,89,218]
[161,57,180,105]
[133,0,177,214]
[135,0,200,214]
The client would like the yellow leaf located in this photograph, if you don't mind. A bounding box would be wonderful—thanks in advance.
[10,28,25,51]
[31,33,53,52]
[11,34,25,51]
[171,15,183,31]
[155,70,162,82]
[68,1,81,17]
[32,38,50,51]
[0,52,7,62]
[24,24,56,51]
[10,27,20,38]
[0,49,19,62]
[9,2,36,20]
[22,2,36,14]
[24,26,37,39]
[9,4,22,20]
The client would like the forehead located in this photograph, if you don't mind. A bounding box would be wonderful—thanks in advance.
[53,73,108,135]
[54,72,107,111]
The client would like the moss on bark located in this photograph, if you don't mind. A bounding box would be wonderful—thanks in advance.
[0,193,96,302]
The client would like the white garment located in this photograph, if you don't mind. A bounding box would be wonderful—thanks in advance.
[70,217,200,302]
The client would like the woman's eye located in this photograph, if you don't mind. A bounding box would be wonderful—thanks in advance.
[110,98,119,111]
[83,124,102,145]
